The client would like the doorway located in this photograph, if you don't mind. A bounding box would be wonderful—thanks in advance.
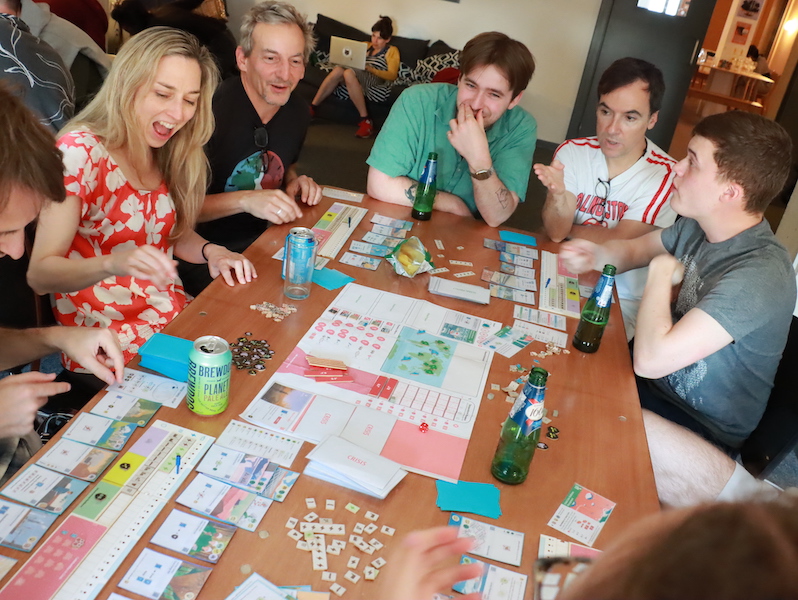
[567,0,718,151]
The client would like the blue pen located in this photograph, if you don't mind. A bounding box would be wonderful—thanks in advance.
[175,454,181,475]
[545,278,551,288]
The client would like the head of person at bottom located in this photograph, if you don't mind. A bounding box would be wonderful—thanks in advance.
[594,57,665,167]
[455,31,535,128]
[559,499,798,600]
[670,111,792,223]
[69,26,219,238]
[235,1,316,111]
[0,81,65,260]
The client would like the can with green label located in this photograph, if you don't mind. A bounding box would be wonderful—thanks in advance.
[187,335,231,415]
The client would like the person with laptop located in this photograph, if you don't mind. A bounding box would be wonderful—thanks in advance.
[310,16,399,139]
[178,0,323,296]
[366,31,536,228]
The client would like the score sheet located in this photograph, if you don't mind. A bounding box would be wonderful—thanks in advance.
[242,283,501,481]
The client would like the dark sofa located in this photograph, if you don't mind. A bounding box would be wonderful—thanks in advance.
[295,14,460,126]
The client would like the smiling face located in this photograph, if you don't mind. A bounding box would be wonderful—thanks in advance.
[237,22,306,113]
[135,55,201,149]
[0,186,41,260]
[456,64,522,128]
[596,79,658,169]
[371,30,390,51]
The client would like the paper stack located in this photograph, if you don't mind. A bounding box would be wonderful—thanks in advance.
[304,436,407,499]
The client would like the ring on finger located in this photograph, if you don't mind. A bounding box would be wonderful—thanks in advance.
[276,208,282,216]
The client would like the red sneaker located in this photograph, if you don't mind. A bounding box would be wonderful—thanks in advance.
[355,118,373,139]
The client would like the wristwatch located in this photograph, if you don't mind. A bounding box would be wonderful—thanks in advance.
[470,167,495,180]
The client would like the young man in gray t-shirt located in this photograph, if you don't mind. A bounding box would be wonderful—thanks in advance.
[560,111,796,507]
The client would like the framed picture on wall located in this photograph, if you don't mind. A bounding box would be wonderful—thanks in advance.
[732,20,752,44]
[738,0,763,21]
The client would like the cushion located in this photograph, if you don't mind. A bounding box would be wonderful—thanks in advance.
[426,39,457,58]
[390,35,430,71]
[312,14,369,54]
[432,67,460,85]
[406,50,460,85]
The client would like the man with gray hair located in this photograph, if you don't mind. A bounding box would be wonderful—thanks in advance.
[180,0,322,296]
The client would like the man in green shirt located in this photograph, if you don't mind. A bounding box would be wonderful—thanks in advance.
[366,31,537,227]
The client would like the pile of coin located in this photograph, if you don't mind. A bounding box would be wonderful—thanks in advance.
[230,334,275,375]
[249,301,298,322]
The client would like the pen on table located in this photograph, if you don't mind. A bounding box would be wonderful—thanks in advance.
[175,454,181,474]
[545,278,551,288]
[348,217,352,227]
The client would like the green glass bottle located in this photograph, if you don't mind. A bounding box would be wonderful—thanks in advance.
[411,152,437,221]
[572,264,617,353]
[490,367,547,484]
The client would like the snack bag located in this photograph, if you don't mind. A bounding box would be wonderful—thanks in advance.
[387,236,435,278]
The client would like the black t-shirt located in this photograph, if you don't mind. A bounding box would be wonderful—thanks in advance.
[199,76,310,251]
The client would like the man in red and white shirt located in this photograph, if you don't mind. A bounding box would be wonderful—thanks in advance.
[535,57,676,339]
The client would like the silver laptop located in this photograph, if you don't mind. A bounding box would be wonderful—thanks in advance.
[329,36,368,70]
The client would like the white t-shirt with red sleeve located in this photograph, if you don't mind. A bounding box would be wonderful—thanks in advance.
[554,136,678,338]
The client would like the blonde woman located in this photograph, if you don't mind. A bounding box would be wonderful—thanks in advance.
[29,27,255,386]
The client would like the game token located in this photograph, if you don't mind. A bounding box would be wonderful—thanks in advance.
[345,502,360,514]
[369,538,383,550]
[347,556,360,569]
[364,566,379,580]
[286,517,298,529]
[322,571,337,582]
[353,523,365,534]
[487,393,494,400]
[306,498,317,509]
[327,545,341,555]
[304,512,319,522]
[537,442,549,450]
[326,499,336,510]
[364,511,379,521]
[258,530,270,539]
[380,525,395,536]
[372,557,387,569]
[287,529,302,541]
[330,583,346,597]
[364,523,378,534]
[419,422,429,433]
[240,564,252,575]
[345,571,361,583]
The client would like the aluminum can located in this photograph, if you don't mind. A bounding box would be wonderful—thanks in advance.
[283,227,317,300]
[187,335,231,416]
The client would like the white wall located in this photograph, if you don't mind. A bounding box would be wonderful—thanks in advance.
[226,0,604,143]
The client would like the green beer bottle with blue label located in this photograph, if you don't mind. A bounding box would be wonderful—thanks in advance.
[490,367,547,484]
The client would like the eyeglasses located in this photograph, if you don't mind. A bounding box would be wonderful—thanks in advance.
[594,178,610,224]
[533,556,594,600]
[254,125,270,174]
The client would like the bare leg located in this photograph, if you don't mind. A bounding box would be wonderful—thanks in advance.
[643,409,736,507]
[343,68,369,118]
[312,66,345,106]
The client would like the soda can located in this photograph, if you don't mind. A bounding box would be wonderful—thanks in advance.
[187,335,231,416]
[283,227,317,300]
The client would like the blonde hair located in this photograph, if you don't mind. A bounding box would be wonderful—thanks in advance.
[61,27,219,241]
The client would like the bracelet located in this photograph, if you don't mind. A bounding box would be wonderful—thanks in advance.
[201,241,213,262]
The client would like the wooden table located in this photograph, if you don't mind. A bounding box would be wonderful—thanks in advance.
[0,193,659,600]
[688,65,774,113]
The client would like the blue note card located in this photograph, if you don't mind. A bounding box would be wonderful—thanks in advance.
[436,480,501,519]
[499,230,537,246]
[313,268,355,290]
